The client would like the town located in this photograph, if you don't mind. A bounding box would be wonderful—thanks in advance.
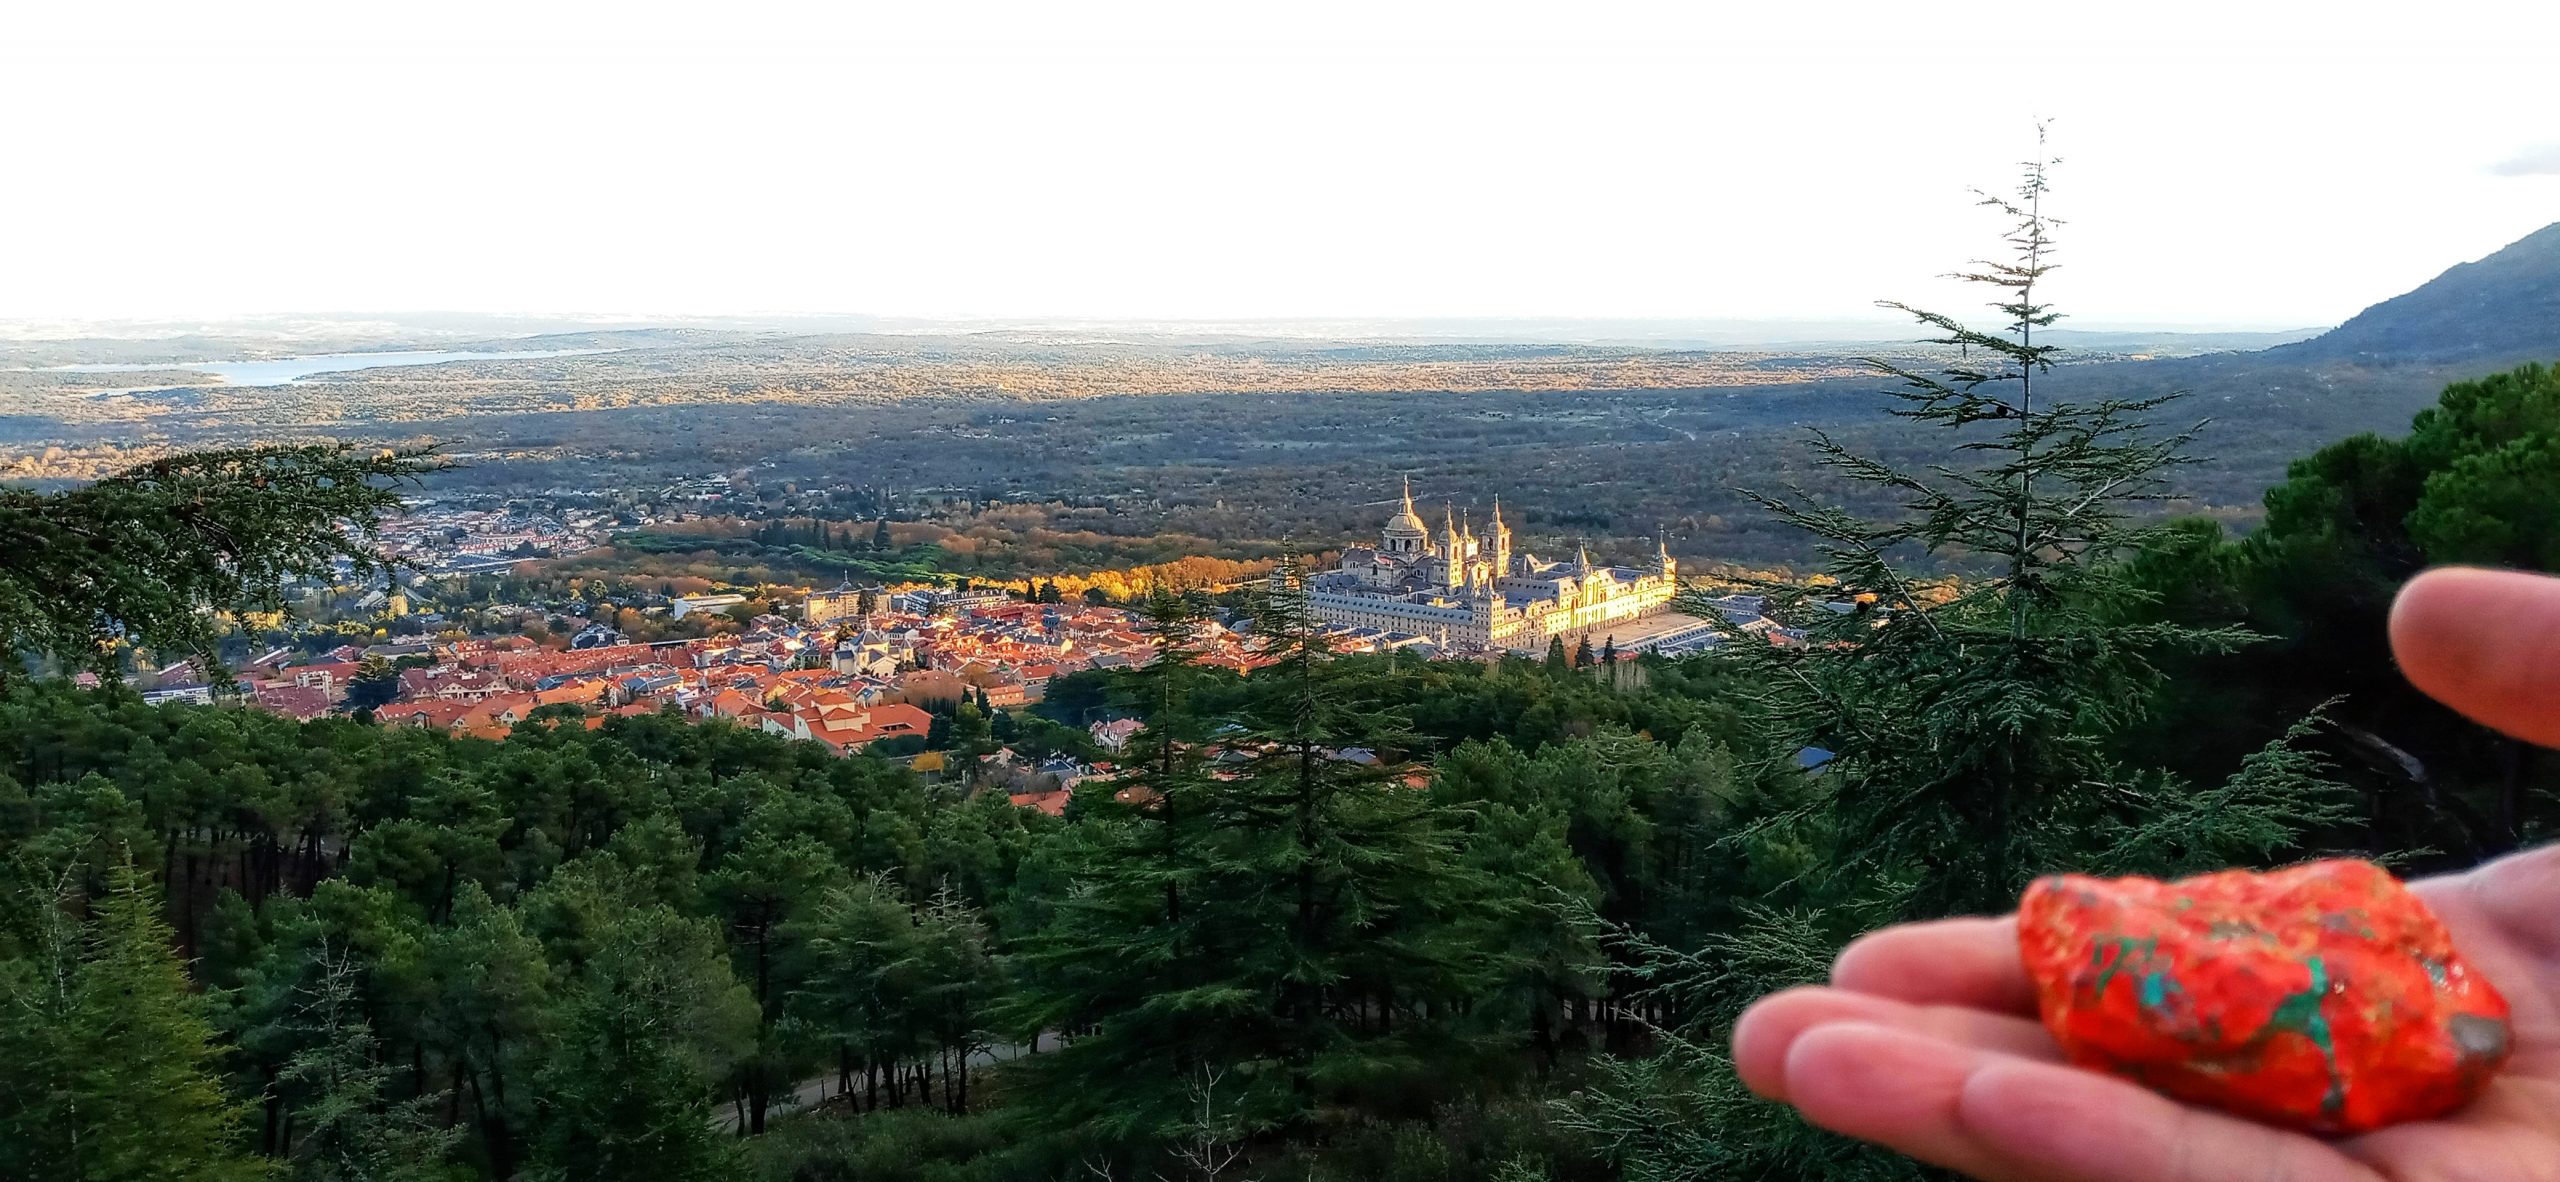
[118,552,1801,821]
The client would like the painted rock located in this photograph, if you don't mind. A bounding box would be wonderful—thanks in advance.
[2018,859,2511,1133]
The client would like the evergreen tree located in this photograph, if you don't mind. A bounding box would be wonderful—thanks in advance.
[343,655,402,713]
[783,875,927,1111]
[1543,636,1569,671]
[1572,636,1594,668]
[527,906,754,1182]
[275,948,465,1182]
[871,518,893,552]
[0,855,268,1182]
[1573,142,2352,1181]
[1008,563,1503,1168]
[1,445,434,677]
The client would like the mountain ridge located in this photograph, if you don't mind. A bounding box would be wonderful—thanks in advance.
[2269,221,2560,365]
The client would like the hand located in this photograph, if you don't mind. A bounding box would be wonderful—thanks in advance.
[1730,567,2560,1181]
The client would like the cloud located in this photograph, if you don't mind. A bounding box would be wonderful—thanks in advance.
[2488,144,2560,177]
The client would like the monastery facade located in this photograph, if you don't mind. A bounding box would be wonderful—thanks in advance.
[1303,479,1679,652]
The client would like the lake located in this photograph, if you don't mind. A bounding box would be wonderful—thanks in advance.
[40,348,614,389]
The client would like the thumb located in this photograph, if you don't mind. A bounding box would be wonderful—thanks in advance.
[2390,566,2560,748]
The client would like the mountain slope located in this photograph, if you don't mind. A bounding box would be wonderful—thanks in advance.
[2271,222,2560,365]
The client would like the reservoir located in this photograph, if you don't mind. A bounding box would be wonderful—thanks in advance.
[38,348,614,390]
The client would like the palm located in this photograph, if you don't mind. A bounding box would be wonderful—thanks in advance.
[1733,568,2560,1182]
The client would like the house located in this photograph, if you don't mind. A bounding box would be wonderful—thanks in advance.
[252,684,335,721]
[1090,718,1144,751]
[283,661,363,701]
[378,699,476,729]
[670,593,748,620]
[763,701,935,754]
[1008,789,1072,818]
[142,684,215,706]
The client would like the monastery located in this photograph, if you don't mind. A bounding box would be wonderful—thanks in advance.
[1304,479,1679,652]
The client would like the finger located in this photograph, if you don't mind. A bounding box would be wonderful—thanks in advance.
[1780,1022,2030,1181]
[2390,567,2560,747]
[1782,1022,2378,1182]
[1733,986,2061,1102]
[1831,916,2038,1014]
[1958,1054,2382,1182]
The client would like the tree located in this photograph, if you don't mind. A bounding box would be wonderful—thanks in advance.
[1007,563,1505,1168]
[1543,636,1569,671]
[0,855,269,1182]
[342,655,402,713]
[1573,141,2351,1181]
[871,519,894,552]
[1,445,434,677]
[2116,361,2560,857]
[274,948,466,1182]
[528,906,755,1182]
[1572,636,1594,668]
[706,828,841,1132]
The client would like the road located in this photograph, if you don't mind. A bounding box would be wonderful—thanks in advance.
[714,1035,1049,1133]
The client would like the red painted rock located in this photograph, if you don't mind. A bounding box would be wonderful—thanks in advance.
[2018,859,2511,1133]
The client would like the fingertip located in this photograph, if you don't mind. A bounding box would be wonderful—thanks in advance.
[2390,566,2560,747]
[1732,986,1830,1100]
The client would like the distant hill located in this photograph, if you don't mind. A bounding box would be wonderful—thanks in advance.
[2270,222,2560,366]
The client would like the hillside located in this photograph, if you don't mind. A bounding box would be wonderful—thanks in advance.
[2271,221,2560,365]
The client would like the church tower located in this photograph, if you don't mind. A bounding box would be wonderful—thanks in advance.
[1440,505,1464,589]
[1488,497,1513,576]
[1658,527,1677,580]
[1381,476,1430,557]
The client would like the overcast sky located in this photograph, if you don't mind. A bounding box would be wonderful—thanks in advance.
[5,1,2556,329]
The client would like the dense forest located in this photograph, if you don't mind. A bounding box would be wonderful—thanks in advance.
[8,170,2560,1180]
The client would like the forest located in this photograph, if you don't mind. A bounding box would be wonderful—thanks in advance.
[7,170,2560,1181]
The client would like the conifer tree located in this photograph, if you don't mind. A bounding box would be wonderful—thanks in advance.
[1007,566,1503,1169]
[527,906,754,1182]
[1,445,434,679]
[275,948,465,1182]
[0,855,268,1182]
[1573,140,2352,1181]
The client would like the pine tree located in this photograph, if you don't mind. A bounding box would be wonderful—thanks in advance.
[1008,562,1503,1168]
[1572,636,1594,668]
[527,906,754,1182]
[1543,635,1569,671]
[275,948,465,1182]
[0,856,268,1182]
[1574,139,2353,1181]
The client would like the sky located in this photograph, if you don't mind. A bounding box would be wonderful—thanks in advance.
[5,1,2557,330]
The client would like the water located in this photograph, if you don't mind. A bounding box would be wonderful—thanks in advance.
[36,348,613,390]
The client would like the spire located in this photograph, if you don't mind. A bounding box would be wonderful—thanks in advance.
[1490,495,1506,530]
[1401,475,1417,518]
[1577,539,1592,571]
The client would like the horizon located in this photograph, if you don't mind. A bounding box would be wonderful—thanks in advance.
[7,1,2558,329]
